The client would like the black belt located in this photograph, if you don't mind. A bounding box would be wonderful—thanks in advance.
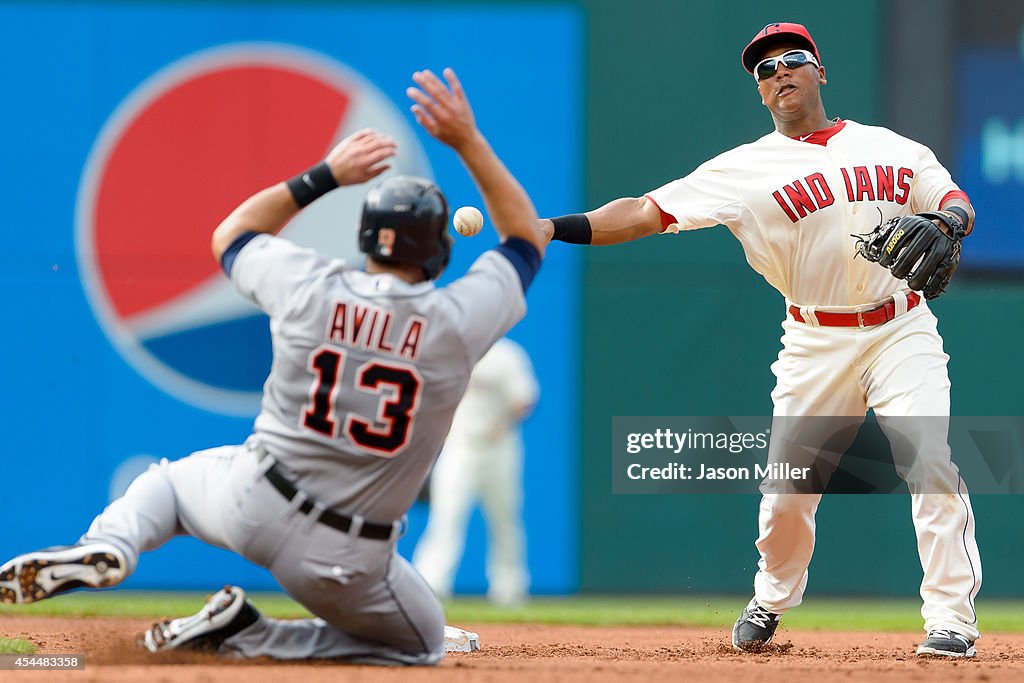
[264,463,395,541]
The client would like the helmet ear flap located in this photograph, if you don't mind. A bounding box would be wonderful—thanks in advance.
[357,219,379,257]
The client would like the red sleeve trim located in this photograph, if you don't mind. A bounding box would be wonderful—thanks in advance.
[644,194,678,231]
[939,190,970,207]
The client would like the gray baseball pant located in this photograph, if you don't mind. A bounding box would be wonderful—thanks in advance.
[80,442,445,665]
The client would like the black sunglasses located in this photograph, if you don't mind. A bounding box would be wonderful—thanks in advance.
[754,49,820,81]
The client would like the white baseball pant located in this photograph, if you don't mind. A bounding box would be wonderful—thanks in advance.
[754,302,981,641]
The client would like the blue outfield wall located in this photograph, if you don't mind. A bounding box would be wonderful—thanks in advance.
[0,3,582,594]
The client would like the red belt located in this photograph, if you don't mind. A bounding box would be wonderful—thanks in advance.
[789,292,921,328]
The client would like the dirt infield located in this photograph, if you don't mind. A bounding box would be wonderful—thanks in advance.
[3,616,1023,682]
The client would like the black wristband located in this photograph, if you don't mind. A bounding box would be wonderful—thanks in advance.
[286,161,339,208]
[926,209,967,240]
[944,206,970,237]
[550,213,592,245]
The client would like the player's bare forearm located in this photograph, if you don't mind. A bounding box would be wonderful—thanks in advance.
[939,197,975,236]
[210,183,298,261]
[590,197,664,245]
[545,197,662,246]
[211,129,397,261]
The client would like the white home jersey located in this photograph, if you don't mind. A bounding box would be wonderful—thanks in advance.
[647,120,965,307]
[230,234,526,520]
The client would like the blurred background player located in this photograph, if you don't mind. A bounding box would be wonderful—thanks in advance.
[413,337,538,606]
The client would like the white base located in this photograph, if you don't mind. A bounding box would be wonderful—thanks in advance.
[444,625,481,652]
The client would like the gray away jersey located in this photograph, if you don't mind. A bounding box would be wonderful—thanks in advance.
[231,234,526,521]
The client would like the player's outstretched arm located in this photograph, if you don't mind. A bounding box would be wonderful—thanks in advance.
[210,129,397,261]
[539,196,665,246]
[406,68,547,257]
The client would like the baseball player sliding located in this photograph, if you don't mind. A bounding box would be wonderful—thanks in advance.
[545,22,980,658]
[413,337,538,606]
[0,68,548,665]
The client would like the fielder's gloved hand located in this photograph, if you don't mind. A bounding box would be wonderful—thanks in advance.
[853,211,966,300]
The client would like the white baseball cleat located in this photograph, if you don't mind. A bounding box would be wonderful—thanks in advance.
[0,543,127,604]
[444,624,481,652]
[143,585,260,653]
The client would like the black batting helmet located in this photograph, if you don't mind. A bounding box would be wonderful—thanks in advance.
[358,175,453,280]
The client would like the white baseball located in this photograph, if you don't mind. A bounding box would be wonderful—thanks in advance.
[453,206,484,237]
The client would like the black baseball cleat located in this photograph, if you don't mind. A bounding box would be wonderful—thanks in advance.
[0,543,127,604]
[732,597,782,651]
[143,586,260,653]
[916,629,976,658]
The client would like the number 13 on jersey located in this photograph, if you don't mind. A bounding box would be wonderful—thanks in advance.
[301,345,423,457]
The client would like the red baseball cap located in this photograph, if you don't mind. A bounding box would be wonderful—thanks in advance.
[741,22,821,74]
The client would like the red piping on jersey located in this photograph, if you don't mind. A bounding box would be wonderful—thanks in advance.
[789,119,846,146]
[940,190,970,207]
[644,194,678,231]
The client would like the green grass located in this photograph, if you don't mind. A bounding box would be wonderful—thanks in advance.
[0,638,37,655]
[2,592,1021,632]
[443,596,1024,632]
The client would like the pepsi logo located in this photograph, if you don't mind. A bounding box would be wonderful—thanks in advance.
[76,44,432,415]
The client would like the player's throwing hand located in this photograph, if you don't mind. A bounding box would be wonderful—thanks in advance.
[407,68,477,151]
[324,128,398,186]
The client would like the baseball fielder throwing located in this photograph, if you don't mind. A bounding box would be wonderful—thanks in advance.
[413,336,538,606]
[0,68,547,665]
[545,22,980,658]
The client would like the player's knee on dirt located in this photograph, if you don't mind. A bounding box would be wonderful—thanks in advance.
[265,547,445,661]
